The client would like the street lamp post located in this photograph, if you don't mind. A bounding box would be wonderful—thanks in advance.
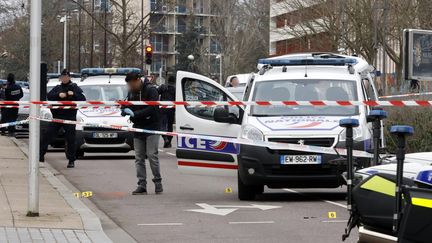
[28,0,41,217]
[216,54,222,84]
[60,15,68,70]
[187,55,195,72]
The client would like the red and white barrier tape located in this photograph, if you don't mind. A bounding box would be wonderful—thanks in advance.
[0,105,173,109]
[2,100,432,107]
[31,116,373,159]
[379,92,432,99]
[0,120,29,129]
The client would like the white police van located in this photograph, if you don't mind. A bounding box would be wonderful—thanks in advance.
[176,53,382,200]
[41,68,138,157]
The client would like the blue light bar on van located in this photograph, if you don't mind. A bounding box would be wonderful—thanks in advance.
[81,68,142,76]
[258,58,358,66]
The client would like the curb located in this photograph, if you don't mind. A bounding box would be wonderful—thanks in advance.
[11,138,115,243]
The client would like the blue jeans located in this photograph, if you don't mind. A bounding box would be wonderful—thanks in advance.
[134,135,161,188]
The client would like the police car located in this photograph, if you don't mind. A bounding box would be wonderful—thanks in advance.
[356,152,432,188]
[175,53,382,200]
[41,68,138,157]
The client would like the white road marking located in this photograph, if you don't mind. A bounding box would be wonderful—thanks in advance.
[211,204,282,210]
[186,203,238,216]
[283,189,347,209]
[186,203,281,216]
[229,221,275,225]
[166,152,176,156]
[321,220,349,223]
[137,223,183,226]
[158,149,164,152]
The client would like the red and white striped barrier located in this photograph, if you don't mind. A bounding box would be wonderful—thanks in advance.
[379,92,432,99]
[0,120,29,129]
[2,100,432,107]
[31,116,373,159]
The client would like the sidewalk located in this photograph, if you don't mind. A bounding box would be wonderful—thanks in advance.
[0,136,112,243]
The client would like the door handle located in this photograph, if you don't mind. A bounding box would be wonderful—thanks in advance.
[179,126,194,131]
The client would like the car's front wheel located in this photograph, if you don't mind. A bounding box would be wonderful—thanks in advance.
[238,173,259,201]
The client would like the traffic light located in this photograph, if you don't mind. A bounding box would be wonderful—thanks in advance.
[145,44,153,65]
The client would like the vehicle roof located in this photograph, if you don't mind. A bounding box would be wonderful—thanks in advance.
[78,75,126,86]
[226,73,251,84]
[226,86,246,92]
[254,66,358,82]
[258,52,372,73]
[47,76,126,87]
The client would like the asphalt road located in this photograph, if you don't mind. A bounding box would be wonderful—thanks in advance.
[33,140,358,243]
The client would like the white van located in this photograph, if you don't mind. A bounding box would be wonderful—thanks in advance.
[176,53,381,200]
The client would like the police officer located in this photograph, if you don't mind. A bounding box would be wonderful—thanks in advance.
[40,69,86,168]
[122,72,162,195]
[158,76,176,148]
[1,73,23,136]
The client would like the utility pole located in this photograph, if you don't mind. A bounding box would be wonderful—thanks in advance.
[141,0,145,72]
[27,0,41,217]
[90,0,94,67]
[382,0,388,94]
[103,0,108,67]
[68,13,71,70]
[78,5,82,71]
[62,14,67,69]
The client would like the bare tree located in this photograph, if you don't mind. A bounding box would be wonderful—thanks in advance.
[72,0,170,67]
[210,0,269,81]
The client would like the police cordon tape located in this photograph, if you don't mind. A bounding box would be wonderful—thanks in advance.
[0,105,173,109]
[0,120,29,129]
[26,116,373,159]
[379,91,432,99]
[2,100,432,107]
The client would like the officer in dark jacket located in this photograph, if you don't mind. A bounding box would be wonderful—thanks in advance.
[0,73,23,136]
[121,72,162,195]
[40,69,86,168]
[158,76,176,148]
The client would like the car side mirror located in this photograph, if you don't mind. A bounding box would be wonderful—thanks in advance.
[214,107,238,124]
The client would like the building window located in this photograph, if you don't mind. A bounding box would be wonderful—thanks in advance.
[150,36,169,52]
[152,56,167,73]
[210,38,221,54]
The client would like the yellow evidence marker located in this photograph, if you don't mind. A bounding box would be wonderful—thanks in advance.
[328,212,337,219]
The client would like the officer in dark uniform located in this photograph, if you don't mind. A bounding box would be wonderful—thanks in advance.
[158,76,176,148]
[1,73,23,136]
[39,69,86,168]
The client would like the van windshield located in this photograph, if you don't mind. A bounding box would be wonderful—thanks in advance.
[251,79,358,116]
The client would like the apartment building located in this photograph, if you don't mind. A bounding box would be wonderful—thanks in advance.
[146,0,220,74]
[269,0,332,56]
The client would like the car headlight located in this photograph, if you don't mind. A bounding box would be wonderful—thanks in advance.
[339,127,364,142]
[241,125,264,141]
[77,116,84,123]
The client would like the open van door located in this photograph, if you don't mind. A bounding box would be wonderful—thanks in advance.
[175,71,243,176]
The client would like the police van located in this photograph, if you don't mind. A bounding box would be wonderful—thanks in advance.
[175,53,381,200]
[41,68,138,157]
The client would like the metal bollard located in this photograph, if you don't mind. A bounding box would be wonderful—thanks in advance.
[367,110,387,166]
[339,118,360,213]
[390,125,414,234]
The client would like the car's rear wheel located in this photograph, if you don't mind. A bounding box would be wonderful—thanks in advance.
[238,173,258,201]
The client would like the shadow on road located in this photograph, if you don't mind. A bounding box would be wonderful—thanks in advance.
[79,155,135,160]
[255,191,346,202]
